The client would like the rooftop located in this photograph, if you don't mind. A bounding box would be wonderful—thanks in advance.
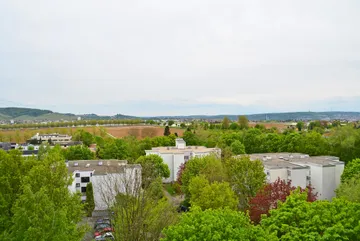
[66,159,141,175]
[148,145,220,154]
[247,153,343,168]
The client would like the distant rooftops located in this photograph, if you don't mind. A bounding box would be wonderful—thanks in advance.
[66,159,141,175]
[247,153,343,168]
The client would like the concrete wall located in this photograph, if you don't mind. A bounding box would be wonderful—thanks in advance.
[290,168,308,189]
[68,170,94,201]
[322,166,336,200]
[268,168,287,183]
[173,153,185,182]
[335,163,345,187]
[309,165,323,200]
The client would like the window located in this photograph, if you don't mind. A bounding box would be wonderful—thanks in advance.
[76,183,80,187]
[81,187,87,193]
[90,173,92,177]
[75,173,80,177]
[81,177,90,183]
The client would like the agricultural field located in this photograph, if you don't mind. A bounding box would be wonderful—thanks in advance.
[0,125,185,143]
[248,122,290,131]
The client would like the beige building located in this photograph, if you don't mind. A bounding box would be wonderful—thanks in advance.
[145,138,221,183]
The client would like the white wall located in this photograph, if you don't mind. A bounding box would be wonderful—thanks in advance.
[92,168,141,211]
[290,168,308,189]
[322,166,336,200]
[68,170,94,201]
[335,163,345,187]
[308,165,323,200]
[173,153,185,182]
[268,168,287,183]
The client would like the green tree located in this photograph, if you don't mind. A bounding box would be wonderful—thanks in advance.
[225,156,266,209]
[230,140,246,155]
[189,176,238,210]
[238,115,249,130]
[162,207,276,241]
[73,130,94,147]
[164,126,171,136]
[229,122,239,130]
[261,189,360,240]
[4,147,86,240]
[63,145,95,160]
[135,154,170,188]
[296,121,304,131]
[84,182,95,217]
[341,158,360,182]
[336,174,360,202]
[181,155,226,203]
[98,139,129,160]
[222,117,230,129]
[167,120,175,126]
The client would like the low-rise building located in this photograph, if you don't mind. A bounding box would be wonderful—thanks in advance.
[67,159,141,216]
[145,138,221,183]
[29,133,72,144]
[248,153,344,200]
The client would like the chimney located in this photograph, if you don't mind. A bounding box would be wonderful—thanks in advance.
[175,138,186,149]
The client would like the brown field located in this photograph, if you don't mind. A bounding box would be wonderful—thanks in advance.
[248,122,289,130]
[0,125,185,143]
[106,126,184,139]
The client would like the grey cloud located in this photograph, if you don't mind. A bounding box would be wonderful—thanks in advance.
[0,0,360,115]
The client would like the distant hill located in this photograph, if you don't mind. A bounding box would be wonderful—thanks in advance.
[148,111,360,121]
[1,107,360,122]
[0,107,138,121]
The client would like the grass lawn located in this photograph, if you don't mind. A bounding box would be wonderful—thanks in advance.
[163,183,176,196]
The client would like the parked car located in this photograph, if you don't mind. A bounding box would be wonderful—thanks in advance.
[94,218,111,229]
[95,232,115,240]
[94,224,113,238]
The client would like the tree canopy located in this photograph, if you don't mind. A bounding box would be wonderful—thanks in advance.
[188,175,238,210]
[261,190,360,240]
[225,156,266,209]
[162,207,276,241]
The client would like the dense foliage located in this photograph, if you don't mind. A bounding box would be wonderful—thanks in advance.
[0,148,85,240]
[249,178,317,223]
[162,207,276,241]
[261,190,360,240]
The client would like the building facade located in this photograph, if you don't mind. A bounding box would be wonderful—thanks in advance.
[248,153,344,200]
[145,138,221,183]
[67,159,141,216]
[30,133,72,144]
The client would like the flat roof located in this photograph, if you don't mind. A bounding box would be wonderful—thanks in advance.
[147,146,220,154]
[247,153,343,167]
[67,160,140,175]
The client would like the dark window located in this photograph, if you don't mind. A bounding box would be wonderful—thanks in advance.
[90,173,92,177]
[81,177,90,183]
[76,183,80,187]
[81,187,87,193]
[75,173,80,177]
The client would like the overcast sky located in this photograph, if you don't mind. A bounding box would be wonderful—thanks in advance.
[1,0,359,116]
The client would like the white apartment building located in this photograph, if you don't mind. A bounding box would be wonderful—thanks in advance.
[67,159,141,216]
[248,153,345,200]
[145,138,221,183]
